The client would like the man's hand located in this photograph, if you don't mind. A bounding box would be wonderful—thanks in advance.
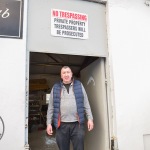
[87,119,94,131]
[46,124,53,135]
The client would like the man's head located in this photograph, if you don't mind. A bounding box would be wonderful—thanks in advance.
[61,66,73,84]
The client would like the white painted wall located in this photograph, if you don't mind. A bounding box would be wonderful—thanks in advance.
[107,0,150,150]
[0,0,28,149]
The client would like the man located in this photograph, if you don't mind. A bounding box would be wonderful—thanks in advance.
[47,66,94,150]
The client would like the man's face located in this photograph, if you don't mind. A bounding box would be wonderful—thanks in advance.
[61,67,73,84]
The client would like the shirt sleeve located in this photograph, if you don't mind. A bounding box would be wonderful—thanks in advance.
[81,83,93,120]
[46,88,54,125]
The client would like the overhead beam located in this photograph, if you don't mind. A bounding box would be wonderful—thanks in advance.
[83,0,106,4]
[46,53,60,63]
[30,72,78,77]
[30,62,81,67]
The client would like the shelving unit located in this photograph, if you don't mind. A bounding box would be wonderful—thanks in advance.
[29,99,42,132]
[29,100,41,124]
[28,79,49,132]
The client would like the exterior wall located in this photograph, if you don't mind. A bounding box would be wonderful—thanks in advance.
[0,0,28,149]
[107,0,150,150]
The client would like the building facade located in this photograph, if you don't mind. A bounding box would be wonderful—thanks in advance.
[0,0,150,150]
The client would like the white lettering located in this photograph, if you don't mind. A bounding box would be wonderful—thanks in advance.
[0,8,10,18]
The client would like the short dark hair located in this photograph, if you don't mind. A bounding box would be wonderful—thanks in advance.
[61,66,72,71]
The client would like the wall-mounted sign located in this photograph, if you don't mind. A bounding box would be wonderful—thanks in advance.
[0,0,23,38]
[51,9,88,40]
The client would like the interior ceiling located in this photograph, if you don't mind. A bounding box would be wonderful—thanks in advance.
[30,52,98,78]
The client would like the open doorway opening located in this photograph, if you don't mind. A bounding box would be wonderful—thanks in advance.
[28,52,109,150]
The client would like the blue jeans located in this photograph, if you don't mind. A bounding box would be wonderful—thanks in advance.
[56,122,85,150]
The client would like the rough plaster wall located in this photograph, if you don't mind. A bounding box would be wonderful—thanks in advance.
[107,0,150,150]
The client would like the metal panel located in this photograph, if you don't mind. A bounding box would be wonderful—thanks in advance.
[143,134,150,150]
[27,0,107,57]
[80,58,109,150]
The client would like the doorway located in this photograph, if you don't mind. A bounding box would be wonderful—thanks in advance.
[28,52,110,150]
[27,0,109,149]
